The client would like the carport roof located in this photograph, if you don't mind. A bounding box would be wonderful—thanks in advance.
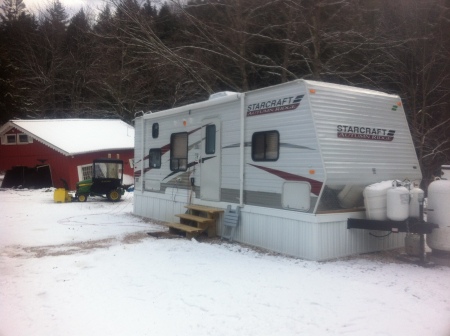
[0,119,135,156]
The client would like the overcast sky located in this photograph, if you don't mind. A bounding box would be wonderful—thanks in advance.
[22,0,107,15]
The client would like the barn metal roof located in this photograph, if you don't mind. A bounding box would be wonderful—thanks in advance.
[0,119,134,156]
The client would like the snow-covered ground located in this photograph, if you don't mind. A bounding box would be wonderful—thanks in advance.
[1,189,450,336]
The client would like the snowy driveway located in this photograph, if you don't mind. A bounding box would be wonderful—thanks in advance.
[1,189,450,336]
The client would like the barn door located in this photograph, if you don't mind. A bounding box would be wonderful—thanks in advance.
[200,118,221,201]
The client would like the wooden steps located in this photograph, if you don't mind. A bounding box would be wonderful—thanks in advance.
[166,204,224,239]
[185,204,224,215]
[175,213,214,226]
[167,222,204,239]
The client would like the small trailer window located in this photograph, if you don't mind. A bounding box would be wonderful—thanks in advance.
[170,132,188,171]
[149,148,161,168]
[205,124,216,154]
[152,123,159,138]
[252,131,279,161]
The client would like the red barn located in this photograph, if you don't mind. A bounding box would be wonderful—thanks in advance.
[0,119,135,190]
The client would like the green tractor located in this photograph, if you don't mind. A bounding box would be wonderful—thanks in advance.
[75,158,127,202]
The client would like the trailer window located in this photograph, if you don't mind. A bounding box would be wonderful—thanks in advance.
[149,148,161,169]
[205,125,216,154]
[152,123,159,138]
[170,132,188,171]
[252,131,279,161]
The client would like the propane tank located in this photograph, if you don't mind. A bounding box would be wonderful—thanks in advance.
[426,179,450,253]
[338,185,365,209]
[363,180,393,220]
[409,185,424,219]
[387,181,409,221]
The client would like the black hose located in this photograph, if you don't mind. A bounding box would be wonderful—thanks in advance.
[369,232,392,238]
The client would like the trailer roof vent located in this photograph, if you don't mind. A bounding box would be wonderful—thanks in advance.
[208,91,238,100]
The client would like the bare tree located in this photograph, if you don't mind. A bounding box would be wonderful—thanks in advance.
[1,0,448,186]
[371,0,450,184]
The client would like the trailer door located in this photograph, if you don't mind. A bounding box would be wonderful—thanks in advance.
[200,118,221,201]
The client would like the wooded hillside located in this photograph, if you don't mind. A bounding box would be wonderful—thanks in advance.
[1,0,449,183]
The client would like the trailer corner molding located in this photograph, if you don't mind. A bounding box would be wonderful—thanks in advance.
[337,125,396,142]
[247,94,304,117]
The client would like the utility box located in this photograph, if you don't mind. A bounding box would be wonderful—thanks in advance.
[442,165,450,180]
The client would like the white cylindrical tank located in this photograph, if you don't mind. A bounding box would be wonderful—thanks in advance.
[409,186,424,219]
[363,180,393,220]
[338,185,365,209]
[387,183,409,221]
[427,179,450,253]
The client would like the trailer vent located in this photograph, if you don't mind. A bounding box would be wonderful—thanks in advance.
[208,91,238,100]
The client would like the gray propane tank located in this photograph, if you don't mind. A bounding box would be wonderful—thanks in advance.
[409,185,424,219]
[405,233,422,256]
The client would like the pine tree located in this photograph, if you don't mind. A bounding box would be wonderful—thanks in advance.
[0,0,36,123]
[0,0,27,22]
[33,0,70,116]
[64,9,95,115]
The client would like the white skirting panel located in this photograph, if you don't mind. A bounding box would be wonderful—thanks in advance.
[134,191,189,223]
[219,206,405,261]
[313,221,404,261]
[134,193,405,261]
[228,210,320,260]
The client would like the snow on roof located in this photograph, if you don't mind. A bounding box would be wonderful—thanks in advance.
[303,79,399,98]
[4,119,134,155]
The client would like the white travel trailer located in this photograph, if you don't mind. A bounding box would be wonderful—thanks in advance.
[133,80,422,261]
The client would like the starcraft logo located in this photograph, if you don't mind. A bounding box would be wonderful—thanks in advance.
[337,125,396,142]
[247,95,304,117]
